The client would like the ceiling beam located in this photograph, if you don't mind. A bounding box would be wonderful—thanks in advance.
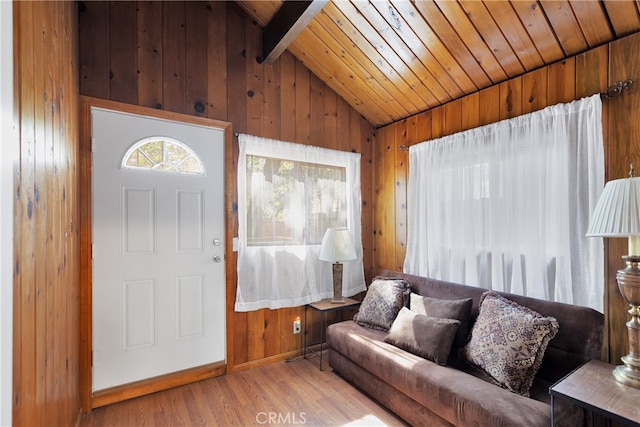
[262,0,327,64]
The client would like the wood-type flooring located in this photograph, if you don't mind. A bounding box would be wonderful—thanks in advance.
[80,356,407,426]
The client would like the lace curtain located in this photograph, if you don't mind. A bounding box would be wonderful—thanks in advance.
[404,95,604,312]
[235,134,366,311]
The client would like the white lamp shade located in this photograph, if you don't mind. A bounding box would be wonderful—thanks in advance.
[319,227,357,262]
[587,177,640,237]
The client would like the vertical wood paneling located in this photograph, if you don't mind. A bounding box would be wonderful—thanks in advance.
[374,32,640,366]
[547,58,576,105]
[478,85,501,126]
[206,1,227,121]
[430,108,444,139]
[77,1,376,376]
[137,1,162,109]
[13,1,81,425]
[162,2,186,113]
[461,93,480,131]
[576,42,613,361]
[16,2,37,424]
[79,1,109,99]
[309,74,324,148]
[373,126,395,272]
[294,60,311,145]
[109,1,137,104]
[245,19,263,137]
[33,3,48,422]
[185,2,208,117]
[394,122,408,271]
[224,3,248,369]
[522,68,548,114]
[42,3,57,421]
[279,52,296,142]
[499,78,523,120]
[443,99,463,135]
[415,111,433,143]
[607,32,640,364]
[263,61,280,139]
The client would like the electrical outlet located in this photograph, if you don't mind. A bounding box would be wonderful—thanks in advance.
[293,317,301,334]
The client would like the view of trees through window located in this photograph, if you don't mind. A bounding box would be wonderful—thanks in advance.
[246,155,347,246]
[123,137,203,174]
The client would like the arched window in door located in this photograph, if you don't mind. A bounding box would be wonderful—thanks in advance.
[122,136,204,175]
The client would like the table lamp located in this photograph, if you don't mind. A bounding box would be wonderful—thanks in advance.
[319,227,357,304]
[587,164,640,388]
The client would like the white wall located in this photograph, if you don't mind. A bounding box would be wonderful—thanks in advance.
[0,1,14,425]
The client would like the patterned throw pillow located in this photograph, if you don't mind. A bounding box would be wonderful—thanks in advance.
[461,291,559,396]
[353,277,410,331]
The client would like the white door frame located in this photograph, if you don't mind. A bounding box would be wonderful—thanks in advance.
[79,97,234,412]
[0,2,14,424]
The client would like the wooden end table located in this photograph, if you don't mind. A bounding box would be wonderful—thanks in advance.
[303,297,360,370]
[549,359,640,426]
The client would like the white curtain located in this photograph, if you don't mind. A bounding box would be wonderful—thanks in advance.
[404,95,604,312]
[236,134,366,311]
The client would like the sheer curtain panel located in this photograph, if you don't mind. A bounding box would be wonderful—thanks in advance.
[404,95,604,312]
[236,134,366,311]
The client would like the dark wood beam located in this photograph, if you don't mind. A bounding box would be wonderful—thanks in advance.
[262,0,327,64]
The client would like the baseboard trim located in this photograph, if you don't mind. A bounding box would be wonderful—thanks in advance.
[91,361,226,409]
[230,349,302,373]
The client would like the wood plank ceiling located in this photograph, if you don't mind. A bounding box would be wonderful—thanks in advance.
[237,0,640,127]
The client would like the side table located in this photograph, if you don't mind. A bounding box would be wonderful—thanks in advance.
[303,297,360,370]
[549,359,640,426]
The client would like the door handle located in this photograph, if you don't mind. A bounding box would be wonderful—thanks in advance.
[213,255,222,263]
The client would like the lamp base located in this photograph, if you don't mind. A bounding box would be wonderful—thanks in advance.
[613,360,640,388]
[331,262,345,304]
[614,255,640,388]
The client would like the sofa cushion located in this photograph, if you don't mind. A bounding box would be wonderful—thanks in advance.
[353,276,409,331]
[461,291,559,397]
[380,270,604,385]
[410,293,472,348]
[384,307,460,365]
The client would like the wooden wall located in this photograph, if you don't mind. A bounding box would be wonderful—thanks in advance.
[373,32,640,365]
[13,1,81,425]
[78,1,375,372]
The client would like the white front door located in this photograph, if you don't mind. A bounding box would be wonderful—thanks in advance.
[91,107,225,392]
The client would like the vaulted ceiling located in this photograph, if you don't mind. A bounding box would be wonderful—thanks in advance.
[237,0,640,127]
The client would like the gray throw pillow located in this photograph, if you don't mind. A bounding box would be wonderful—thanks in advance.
[353,277,410,331]
[410,293,472,348]
[384,307,461,366]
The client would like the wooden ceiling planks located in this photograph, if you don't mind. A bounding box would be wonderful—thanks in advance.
[603,0,640,37]
[236,0,640,126]
[568,0,614,46]
[311,10,422,115]
[483,1,545,72]
[457,1,527,77]
[510,1,565,64]
[305,14,416,119]
[408,1,492,88]
[433,0,510,84]
[539,0,589,55]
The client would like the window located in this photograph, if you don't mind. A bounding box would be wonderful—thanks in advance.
[246,155,347,246]
[404,95,605,312]
[122,137,204,175]
[236,134,365,312]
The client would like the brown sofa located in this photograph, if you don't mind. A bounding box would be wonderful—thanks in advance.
[327,271,604,426]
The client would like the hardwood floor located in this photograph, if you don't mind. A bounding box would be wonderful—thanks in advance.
[80,356,407,426]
